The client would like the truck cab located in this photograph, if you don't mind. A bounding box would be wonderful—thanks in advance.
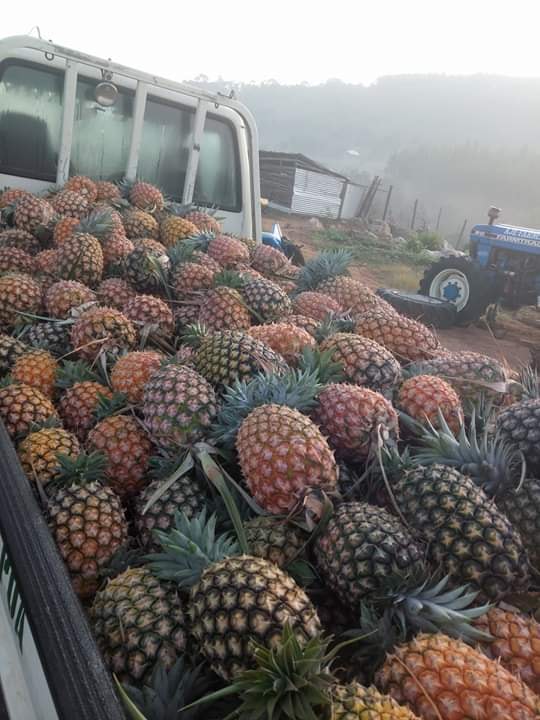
[0,35,262,239]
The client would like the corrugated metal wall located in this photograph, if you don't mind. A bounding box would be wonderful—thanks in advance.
[291,168,344,218]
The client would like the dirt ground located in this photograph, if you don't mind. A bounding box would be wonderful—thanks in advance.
[263,212,540,368]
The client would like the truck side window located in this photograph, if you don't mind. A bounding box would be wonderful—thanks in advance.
[194,116,241,211]
[70,77,134,181]
[0,61,63,181]
[138,96,194,199]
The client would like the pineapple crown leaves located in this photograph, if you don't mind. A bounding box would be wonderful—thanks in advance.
[167,240,198,267]
[296,249,352,291]
[297,347,345,385]
[118,659,221,720]
[182,623,340,720]
[211,368,322,450]
[94,391,130,420]
[383,575,493,644]
[145,508,240,588]
[515,363,540,401]
[75,207,114,239]
[212,269,246,290]
[408,408,526,495]
[55,360,101,389]
[314,315,355,343]
[180,323,210,349]
[51,451,108,488]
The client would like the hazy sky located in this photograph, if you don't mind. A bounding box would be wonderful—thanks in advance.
[3,0,540,85]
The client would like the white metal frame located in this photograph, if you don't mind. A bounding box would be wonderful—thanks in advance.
[0,35,261,239]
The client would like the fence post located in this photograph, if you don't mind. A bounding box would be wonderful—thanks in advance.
[410,199,418,230]
[435,207,442,231]
[457,219,468,249]
[382,185,393,221]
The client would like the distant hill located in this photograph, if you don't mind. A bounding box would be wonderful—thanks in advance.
[192,75,540,235]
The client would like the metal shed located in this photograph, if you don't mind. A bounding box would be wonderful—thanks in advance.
[259,151,353,219]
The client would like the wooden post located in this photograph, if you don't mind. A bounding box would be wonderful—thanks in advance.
[382,185,393,221]
[410,199,418,230]
[457,219,468,249]
[435,207,442,231]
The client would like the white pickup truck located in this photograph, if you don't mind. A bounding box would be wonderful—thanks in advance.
[0,34,264,720]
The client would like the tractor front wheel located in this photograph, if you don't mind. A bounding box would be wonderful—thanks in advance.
[419,256,493,325]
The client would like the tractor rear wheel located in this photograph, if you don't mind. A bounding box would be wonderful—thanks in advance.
[419,256,493,325]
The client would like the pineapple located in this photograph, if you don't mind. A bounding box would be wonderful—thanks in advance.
[87,414,152,499]
[330,683,421,720]
[51,189,90,218]
[397,374,463,433]
[251,243,291,275]
[172,260,215,297]
[95,180,121,202]
[408,350,508,403]
[133,237,168,255]
[198,286,251,331]
[123,208,160,239]
[0,246,35,274]
[56,232,104,287]
[123,245,170,292]
[158,206,199,247]
[142,363,218,449]
[0,383,58,439]
[110,350,163,404]
[207,234,250,267]
[192,329,287,387]
[11,349,57,398]
[0,228,41,255]
[376,633,540,720]
[58,373,112,441]
[65,175,98,202]
[34,249,58,280]
[147,509,321,680]
[53,216,81,246]
[48,451,129,598]
[244,515,307,568]
[248,322,316,364]
[497,398,540,475]
[44,280,96,319]
[70,306,137,361]
[0,188,30,208]
[314,384,399,461]
[122,294,174,339]
[293,291,343,320]
[0,272,42,328]
[25,320,72,356]
[96,278,136,309]
[237,403,337,513]
[91,566,187,683]
[18,427,80,486]
[128,180,164,212]
[240,276,292,322]
[473,607,540,695]
[288,313,320,337]
[319,333,402,398]
[355,310,441,363]
[0,333,29,375]
[314,502,424,608]
[392,463,529,600]
[191,249,222,273]
[13,194,54,233]
[185,208,221,235]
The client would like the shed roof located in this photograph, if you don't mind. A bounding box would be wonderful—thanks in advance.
[259,150,349,182]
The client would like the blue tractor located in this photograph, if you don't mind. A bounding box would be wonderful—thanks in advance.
[418,207,540,325]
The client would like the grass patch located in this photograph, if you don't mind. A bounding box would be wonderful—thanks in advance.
[371,263,423,291]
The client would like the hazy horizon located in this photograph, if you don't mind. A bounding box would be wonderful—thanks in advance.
[3,0,540,85]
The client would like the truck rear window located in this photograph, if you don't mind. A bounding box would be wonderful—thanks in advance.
[194,115,241,212]
[0,61,63,181]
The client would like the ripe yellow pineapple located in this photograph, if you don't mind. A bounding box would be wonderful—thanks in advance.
[128,181,164,212]
[70,306,137,361]
[397,374,463,433]
[110,350,163,404]
[51,189,90,218]
[207,234,250,267]
[53,216,81,246]
[56,232,104,288]
[159,212,198,247]
[123,208,160,239]
[248,322,316,364]
[0,247,35,274]
[199,286,251,331]
[59,381,113,441]
[13,194,54,233]
[355,310,441,362]
[0,228,41,255]
[64,175,98,202]
[18,427,80,486]
[11,349,58,398]
[95,180,121,202]
[376,633,540,720]
[122,294,174,339]
[96,278,136,309]
[293,291,343,320]
[0,188,30,208]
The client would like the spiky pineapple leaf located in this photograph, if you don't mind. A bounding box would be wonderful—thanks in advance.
[212,368,322,449]
[146,508,240,587]
[51,451,108,488]
[55,359,101,389]
[296,249,352,291]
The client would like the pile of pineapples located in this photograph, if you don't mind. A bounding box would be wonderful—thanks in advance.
[1,176,540,720]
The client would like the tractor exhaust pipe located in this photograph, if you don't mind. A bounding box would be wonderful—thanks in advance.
[488,206,501,225]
